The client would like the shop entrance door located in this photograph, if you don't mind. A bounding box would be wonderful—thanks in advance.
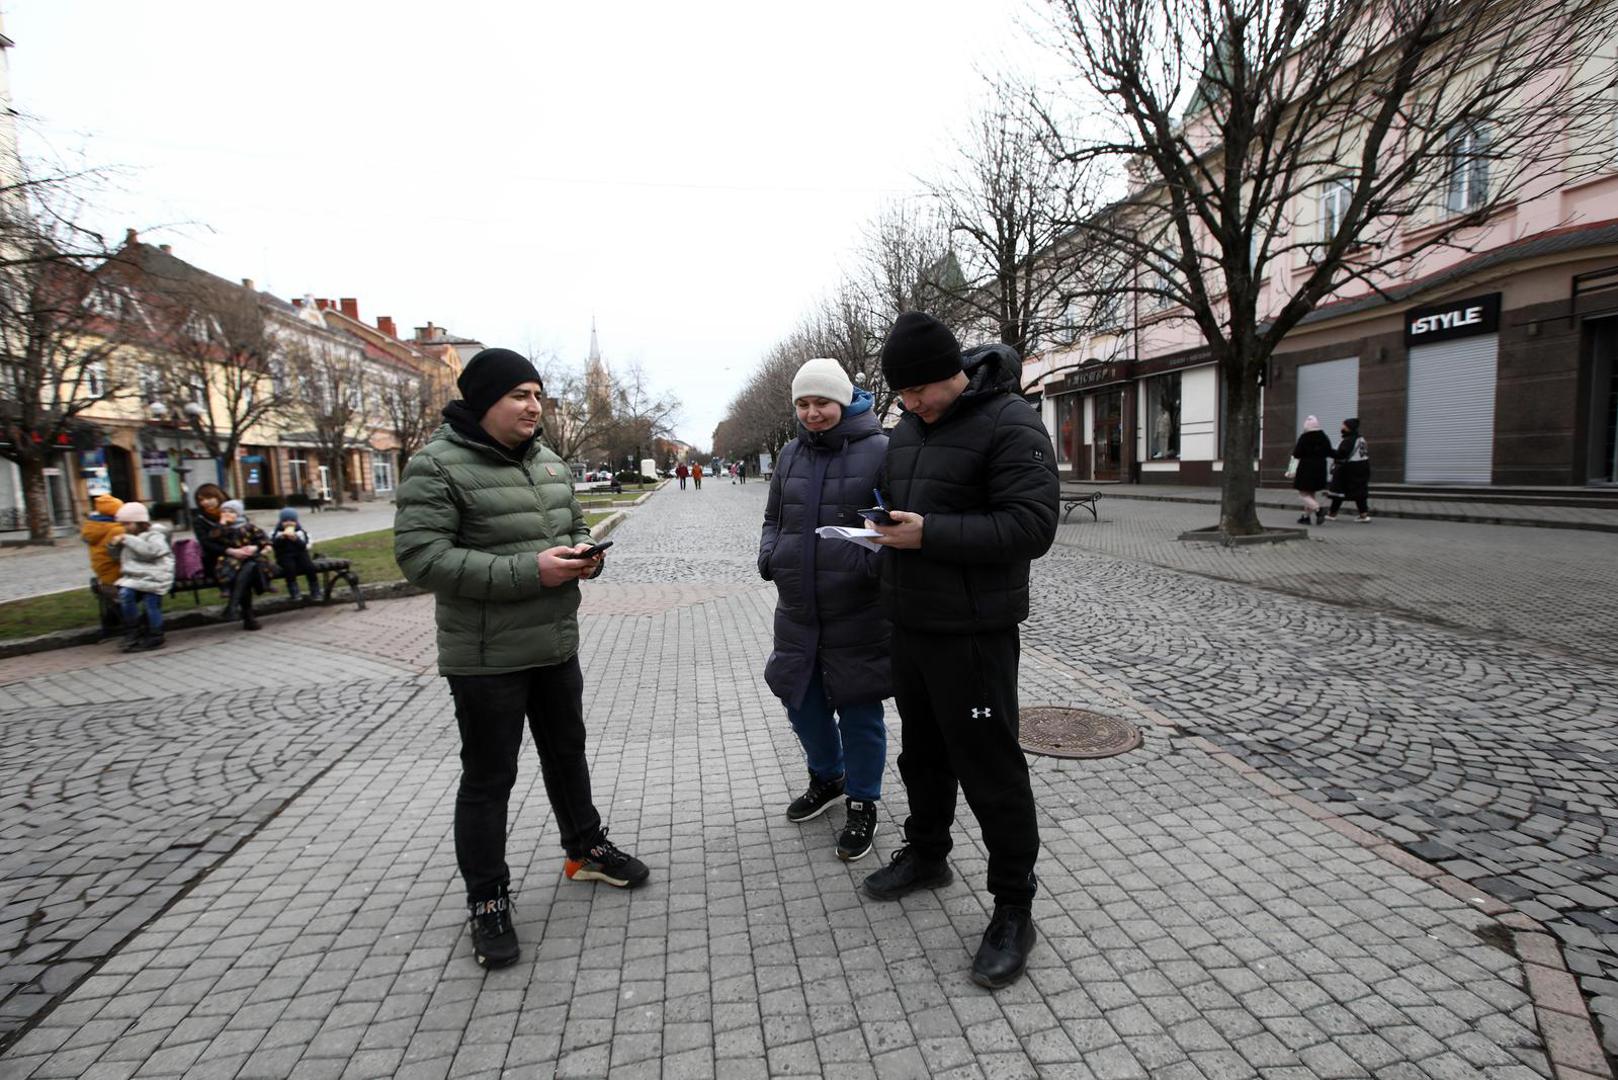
[1093,390,1124,480]
[1586,318,1617,484]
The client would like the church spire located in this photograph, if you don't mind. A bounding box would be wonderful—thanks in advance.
[589,317,601,364]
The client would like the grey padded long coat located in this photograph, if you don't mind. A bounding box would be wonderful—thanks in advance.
[758,399,892,710]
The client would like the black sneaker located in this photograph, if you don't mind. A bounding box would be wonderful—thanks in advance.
[837,800,878,862]
[565,833,650,888]
[786,771,844,822]
[862,846,952,901]
[971,905,1036,989]
[468,893,519,969]
[1314,508,1327,525]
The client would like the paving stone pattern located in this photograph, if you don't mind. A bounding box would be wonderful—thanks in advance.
[0,644,427,1050]
[0,479,1608,1077]
[1050,498,1618,664]
[1033,506,1618,1060]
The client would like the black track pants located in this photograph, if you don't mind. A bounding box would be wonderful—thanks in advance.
[446,657,603,902]
[892,627,1039,906]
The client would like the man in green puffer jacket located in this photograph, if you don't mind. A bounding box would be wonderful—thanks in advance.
[394,347,649,971]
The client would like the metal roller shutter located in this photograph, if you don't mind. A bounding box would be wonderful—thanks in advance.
[1296,357,1359,438]
[1405,335,1498,483]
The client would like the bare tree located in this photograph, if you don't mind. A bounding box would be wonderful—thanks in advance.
[377,366,447,474]
[130,263,293,492]
[0,177,130,542]
[530,353,618,465]
[1041,0,1618,533]
[284,339,373,507]
[601,362,681,473]
[929,85,1100,358]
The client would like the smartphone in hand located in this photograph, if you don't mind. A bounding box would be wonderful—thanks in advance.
[563,540,614,560]
[861,487,896,526]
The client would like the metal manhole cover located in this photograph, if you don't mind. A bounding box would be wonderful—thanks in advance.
[1020,707,1142,759]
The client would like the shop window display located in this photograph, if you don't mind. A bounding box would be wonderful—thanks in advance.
[1147,373,1181,460]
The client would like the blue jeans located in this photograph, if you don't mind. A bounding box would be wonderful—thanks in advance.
[786,669,886,801]
[117,588,163,634]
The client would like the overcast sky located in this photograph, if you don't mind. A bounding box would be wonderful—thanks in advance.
[5,0,1059,448]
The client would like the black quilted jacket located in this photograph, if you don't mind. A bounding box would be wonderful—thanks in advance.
[879,344,1059,634]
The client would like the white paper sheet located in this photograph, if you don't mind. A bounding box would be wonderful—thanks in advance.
[814,525,884,552]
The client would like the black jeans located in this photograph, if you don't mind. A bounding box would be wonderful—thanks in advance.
[447,657,603,903]
[892,627,1039,906]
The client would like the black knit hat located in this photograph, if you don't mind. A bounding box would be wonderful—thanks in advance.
[880,312,963,390]
[458,348,543,418]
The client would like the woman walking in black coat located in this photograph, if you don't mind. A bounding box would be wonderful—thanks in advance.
[1326,417,1373,522]
[758,358,891,862]
[1290,415,1335,525]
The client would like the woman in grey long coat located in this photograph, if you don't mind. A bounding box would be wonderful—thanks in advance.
[758,358,891,862]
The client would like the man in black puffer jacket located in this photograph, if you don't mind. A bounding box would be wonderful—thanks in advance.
[863,311,1059,991]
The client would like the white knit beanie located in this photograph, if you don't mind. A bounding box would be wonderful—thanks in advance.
[790,358,853,406]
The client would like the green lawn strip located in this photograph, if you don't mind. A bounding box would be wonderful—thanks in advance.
[0,512,617,643]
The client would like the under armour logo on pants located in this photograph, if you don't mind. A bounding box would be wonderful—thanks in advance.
[971,707,993,719]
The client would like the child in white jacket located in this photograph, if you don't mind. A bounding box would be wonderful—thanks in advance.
[110,502,174,652]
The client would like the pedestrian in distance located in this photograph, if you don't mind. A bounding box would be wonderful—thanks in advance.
[271,508,323,602]
[205,499,274,631]
[759,357,891,862]
[1290,415,1335,525]
[80,493,127,640]
[107,502,173,652]
[676,462,689,490]
[394,346,648,972]
[1325,417,1373,522]
[863,311,1059,990]
[692,462,703,490]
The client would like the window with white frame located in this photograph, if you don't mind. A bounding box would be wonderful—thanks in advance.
[372,456,396,493]
[1148,248,1179,311]
[1445,121,1491,215]
[138,364,163,402]
[1319,179,1352,245]
[84,361,108,398]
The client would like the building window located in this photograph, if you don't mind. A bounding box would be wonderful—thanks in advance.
[1147,372,1181,460]
[1054,395,1077,465]
[1319,179,1352,244]
[84,362,109,398]
[138,364,163,402]
[373,456,396,493]
[1445,121,1491,215]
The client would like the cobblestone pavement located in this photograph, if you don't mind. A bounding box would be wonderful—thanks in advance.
[1051,498,1618,664]
[1065,483,1618,531]
[0,480,1612,1077]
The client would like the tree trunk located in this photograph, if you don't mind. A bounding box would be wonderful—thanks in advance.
[20,455,56,545]
[1217,357,1264,536]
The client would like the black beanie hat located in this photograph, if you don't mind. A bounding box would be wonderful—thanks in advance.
[880,312,963,390]
[458,348,543,418]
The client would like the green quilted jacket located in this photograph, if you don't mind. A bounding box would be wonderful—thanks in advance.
[393,422,593,675]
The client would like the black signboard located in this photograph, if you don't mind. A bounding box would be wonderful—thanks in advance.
[1404,292,1501,347]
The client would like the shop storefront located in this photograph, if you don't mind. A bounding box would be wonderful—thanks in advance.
[1045,359,1133,482]
[1266,248,1618,486]
[1133,352,1223,485]
[1403,293,1501,483]
[239,448,275,499]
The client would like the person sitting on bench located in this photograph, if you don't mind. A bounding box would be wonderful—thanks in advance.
[271,508,323,602]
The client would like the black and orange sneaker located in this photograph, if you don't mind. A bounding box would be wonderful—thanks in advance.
[564,834,649,888]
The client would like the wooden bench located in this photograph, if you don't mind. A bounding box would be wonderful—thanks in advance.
[1062,492,1104,523]
[304,557,365,610]
[168,559,365,610]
